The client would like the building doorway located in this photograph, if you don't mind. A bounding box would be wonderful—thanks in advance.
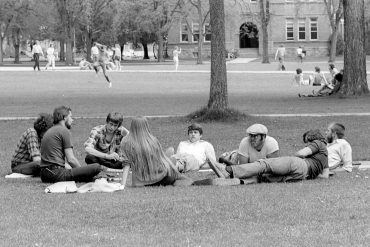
[239,22,259,48]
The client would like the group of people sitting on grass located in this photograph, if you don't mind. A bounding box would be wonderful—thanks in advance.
[10,105,353,187]
[294,64,344,97]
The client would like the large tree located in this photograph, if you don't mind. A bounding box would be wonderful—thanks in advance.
[79,0,113,62]
[340,0,369,95]
[324,0,343,63]
[207,0,227,110]
[259,0,270,63]
[179,0,210,64]
[54,0,83,65]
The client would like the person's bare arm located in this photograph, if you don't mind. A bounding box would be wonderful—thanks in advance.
[266,150,279,159]
[295,147,312,158]
[65,148,81,168]
[32,156,41,162]
[237,153,249,164]
[85,146,119,161]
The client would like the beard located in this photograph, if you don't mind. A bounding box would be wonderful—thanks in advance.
[326,135,333,143]
[65,122,72,129]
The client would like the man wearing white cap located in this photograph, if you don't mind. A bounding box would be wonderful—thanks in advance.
[236,123,279,165]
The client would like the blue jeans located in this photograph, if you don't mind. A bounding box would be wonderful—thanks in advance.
[232,157,308,182]
[40,164,102,183]
[12,161,40,176]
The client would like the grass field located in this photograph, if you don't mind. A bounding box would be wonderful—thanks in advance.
[1,67,370,246]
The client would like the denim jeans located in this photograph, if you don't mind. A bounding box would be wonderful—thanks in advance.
[40,164,102,183]
[85,154,123,169]
[12,161,40,176]
[232,156,308,182]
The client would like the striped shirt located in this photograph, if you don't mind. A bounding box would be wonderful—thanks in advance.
[11,128,40,168]
[84,125,128,154]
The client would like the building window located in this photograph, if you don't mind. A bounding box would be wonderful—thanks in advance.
[310,18,318,40]
[192,23,199,42]
[298,19,306,40]
[250,0,257,2]
[286,19,294,41]
[181,23,189,42]
[204,24,211,42]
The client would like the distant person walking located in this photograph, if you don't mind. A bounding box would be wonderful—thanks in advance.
[32,40,44,71]
[297,46,304,64]
[113,44,121,71]
[173,46,181,71]
[45,44,57,70]
[275,44,286,71]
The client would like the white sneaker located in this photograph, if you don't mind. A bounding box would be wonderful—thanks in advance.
[108,82,112,88]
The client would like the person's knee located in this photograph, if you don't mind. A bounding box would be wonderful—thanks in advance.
[85,154,97,164]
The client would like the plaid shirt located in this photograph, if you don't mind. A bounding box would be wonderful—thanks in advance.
[84,125,128,154]
[11,128,41,167]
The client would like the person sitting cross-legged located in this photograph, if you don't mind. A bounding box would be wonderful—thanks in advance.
[11,113,54,176]
[84,112,129,169]
[166,123,216,173]
[40,106,103,183]
[208,129,328,185]
[119,117,192,187]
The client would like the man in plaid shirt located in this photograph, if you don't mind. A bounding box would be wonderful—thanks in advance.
[84,112,129,169]
[11,113,53,175]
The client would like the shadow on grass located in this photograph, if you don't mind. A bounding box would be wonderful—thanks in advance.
[186,106,249,122]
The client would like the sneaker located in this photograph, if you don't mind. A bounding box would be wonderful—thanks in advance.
[207,159,230,178]
[108,82,112,88]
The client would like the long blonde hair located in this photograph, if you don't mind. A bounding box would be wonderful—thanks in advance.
[120,117,176,181]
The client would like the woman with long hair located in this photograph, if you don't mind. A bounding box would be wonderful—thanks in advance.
[120,117,192,186]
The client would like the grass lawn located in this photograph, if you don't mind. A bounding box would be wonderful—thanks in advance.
[1,70,370,246]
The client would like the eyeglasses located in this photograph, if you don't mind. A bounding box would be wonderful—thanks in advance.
[248,134,260,138]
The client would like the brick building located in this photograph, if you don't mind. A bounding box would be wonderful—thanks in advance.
[167,0,341,58]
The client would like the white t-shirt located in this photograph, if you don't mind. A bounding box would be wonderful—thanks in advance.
[91,46,99,56]
[297,47,303,55]
[46,47,55,56]
[328,139,352,172]
[238,136,279,163]
[176,140,216,166]
[173,49,181,61]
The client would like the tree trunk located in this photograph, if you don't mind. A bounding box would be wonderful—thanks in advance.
[85,30,92,62]
[65,38,73,65]
[14,44,20,64]
[0,37,4,64]
[340,0,369,95]
[60,39,65,61]
[208,0,228,110]
[197,28,204,64]
[157,33,164,62]
[142,42,149,59]
[328,29,338,63]
[13,29,21,64]
[260,0,270,64]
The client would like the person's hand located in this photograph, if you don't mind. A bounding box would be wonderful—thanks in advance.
[107,152,119,161]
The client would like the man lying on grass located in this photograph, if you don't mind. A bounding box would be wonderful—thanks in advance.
[219,123,279,166]
[208,129,328,185]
